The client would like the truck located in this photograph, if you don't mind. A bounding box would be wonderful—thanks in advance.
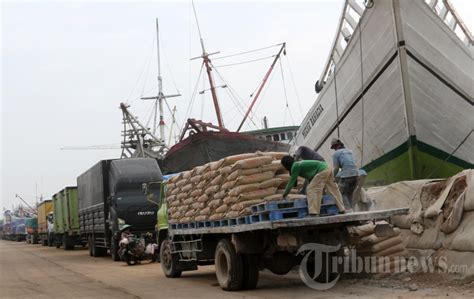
[77,158,163,260]
[37,200,54,246]
[150,180,408,291]
[25,217,38,244]
[52,187,82,250]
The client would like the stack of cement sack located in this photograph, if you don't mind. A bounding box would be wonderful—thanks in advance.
[166,152,306,224]
[365,169,474,281]
[349,221,407,278]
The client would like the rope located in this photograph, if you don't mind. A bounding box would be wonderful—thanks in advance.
[358,17,365,167]
[285,55,305,118]
[333,61,341,139]
[180,63,204,133]
[214,55,274,68]
[213,43,284,60]
[425,129,473,179]
[279,59,295,125]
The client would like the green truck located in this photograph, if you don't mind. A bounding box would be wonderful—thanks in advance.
[52,187,83,250]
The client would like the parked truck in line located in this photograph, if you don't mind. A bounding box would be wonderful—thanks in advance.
[37,200,54,246]
[52,187,82,250]
[146,178,408,291]
[77,158,163,260]
[25,217,38,244]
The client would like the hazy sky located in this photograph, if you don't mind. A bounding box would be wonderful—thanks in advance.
[1,0,473,213]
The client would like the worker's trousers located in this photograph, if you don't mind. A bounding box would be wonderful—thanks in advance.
[306,167,346,215]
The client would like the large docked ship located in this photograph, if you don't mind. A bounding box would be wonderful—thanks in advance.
[295,0,473,185]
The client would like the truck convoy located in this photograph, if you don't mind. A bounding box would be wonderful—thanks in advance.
[52,187,82,250]
[37,199,54,246]
[77,158,163,260]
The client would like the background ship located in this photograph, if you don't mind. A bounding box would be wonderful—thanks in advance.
[295,0,473,185]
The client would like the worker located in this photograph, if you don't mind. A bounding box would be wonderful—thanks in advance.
[330,138,359,211]
[120,224,133,240]
[280,155,346,216]
[293,146,325,194]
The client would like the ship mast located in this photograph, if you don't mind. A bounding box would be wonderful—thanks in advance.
[191,1,224,129]
[141,18,181,143]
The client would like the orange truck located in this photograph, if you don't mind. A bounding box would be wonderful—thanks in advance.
[37,200,53,246]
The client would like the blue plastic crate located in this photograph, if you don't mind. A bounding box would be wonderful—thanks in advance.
[320,204,339,216]
[259,208,308,221]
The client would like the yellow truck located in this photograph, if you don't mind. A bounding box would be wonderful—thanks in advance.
[37,200,53,246]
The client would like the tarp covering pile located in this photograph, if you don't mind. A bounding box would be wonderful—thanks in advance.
[166,152,305,224]
[365,169,474,280]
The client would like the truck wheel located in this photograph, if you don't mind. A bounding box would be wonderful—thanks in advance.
[160,239,182,278]
[55,235,61,248]
[110,238,120,262]
[215,239,243,291]
[88,237,93,256]
[63,235,74,250]
[241,254,259,290]
[32,235,38,244]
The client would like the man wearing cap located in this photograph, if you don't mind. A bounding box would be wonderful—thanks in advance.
[330,138,359,211]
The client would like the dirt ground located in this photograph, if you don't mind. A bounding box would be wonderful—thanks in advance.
[0,240,472,298]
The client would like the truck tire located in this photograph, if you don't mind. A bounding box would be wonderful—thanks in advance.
[32,235,38,244]
[110,238,120,261]
[88,236,94,256]
[160,239,182,278]
[241,254,259,290]
[63,235,74,250]
[215,239,243,291]
[55,235,61,248]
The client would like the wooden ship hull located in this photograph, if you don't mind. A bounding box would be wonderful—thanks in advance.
[295,0,473,185]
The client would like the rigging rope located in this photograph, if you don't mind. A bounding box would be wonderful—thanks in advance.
[214,55,275,68]
[285,55,305,118]
[279,59,295,126]
[213,43,284,60]
[358,17,366,168]
[180,63,204,133]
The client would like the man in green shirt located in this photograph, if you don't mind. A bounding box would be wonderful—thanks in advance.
[281,156,346,216]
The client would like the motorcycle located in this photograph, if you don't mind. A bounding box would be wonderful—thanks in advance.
[118,232,158,266]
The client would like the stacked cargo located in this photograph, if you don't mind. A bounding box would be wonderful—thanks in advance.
[167,152,306,224]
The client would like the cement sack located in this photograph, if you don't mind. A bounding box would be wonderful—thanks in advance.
[235,171,274,186]
[263,194,307,201]
[168,207,177,214]
[223,153,258,166]
[205,185,220,195]
[276,173,290,181]
[210,159,224,171]
[222,180,236,190]
[223,197,238,205]
[359,228,401,246]
[190,175,202,184]
[214,190,227,200]
[177,193,187,201]
[171,188,180,196]
[231,156,273,170]
[370,236,404,253]
[440,191,465,234]
[373,244,405,257]
[276,188,300,195]
[176,179,188,188]
[195,215,207,222]
[256,151,287,160]
[184,209,195,218]
[227,168,262,181]
[169,200,181,208]
[348,221,389,237]
[443,211,474,252]
[229,183,261,197]
[209,213,225,220]
[463,170,474,211]
[224,211,239,218]
[190,189,203,197]
[181,184,193,193]
[192,202,206,210]
[425,172,467,218]
[239,207,252,216]
[215,205,228,214]
[259,178,283,189]
[167,183,176,190]
[200,207,211,216]
[167,195,177,203]
[180,217,190,223]
[197,194,209,203]
[238,187,277,201]
[183,198,194,205]
[210,174,224,186]
[169,174,180,183]
[231,199,263,211]
[196,181,208,190]
[202,170,217,181]
[208,199,223,209]
[401,216,445,249]
[218,165,233,175]
[182,171,192,179]
[194,165,208,175]
[433,249,474,281]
